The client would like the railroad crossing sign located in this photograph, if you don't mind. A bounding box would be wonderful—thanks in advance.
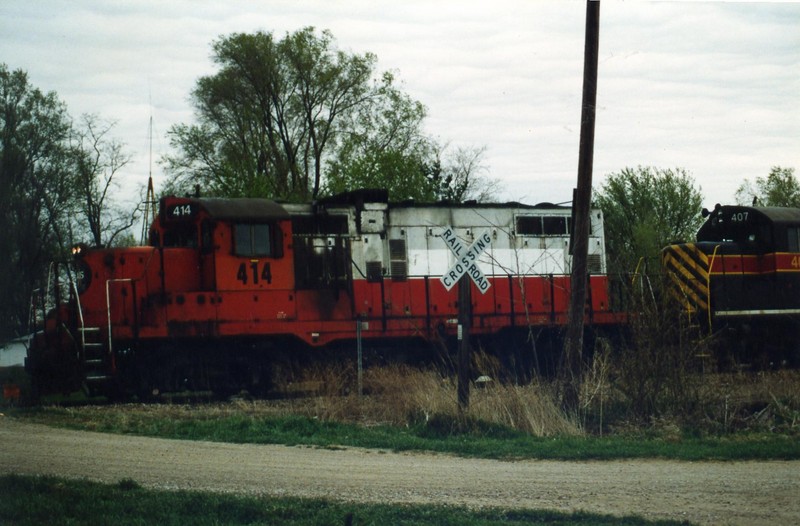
[439,227,491,293]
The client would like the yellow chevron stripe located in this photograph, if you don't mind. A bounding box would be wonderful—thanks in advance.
[664,257,709,297]
[677,243,708,265]
[671,244,709,281]
[663,246,709,297]
[666,271,708,311]
[662,243,710,313]
[666,289,695,313]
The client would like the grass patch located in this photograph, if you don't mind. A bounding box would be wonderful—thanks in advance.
[0,474,691,526]
[11,403,800,461]
[7,364,800,461]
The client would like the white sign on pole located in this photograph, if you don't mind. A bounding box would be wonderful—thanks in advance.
[439,227,492,293]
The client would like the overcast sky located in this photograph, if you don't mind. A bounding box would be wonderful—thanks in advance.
[1,0,798,208]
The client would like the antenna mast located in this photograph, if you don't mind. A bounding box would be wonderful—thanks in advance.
[140,115,156,244]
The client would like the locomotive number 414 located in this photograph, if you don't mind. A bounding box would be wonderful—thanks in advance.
[237,261,272,285]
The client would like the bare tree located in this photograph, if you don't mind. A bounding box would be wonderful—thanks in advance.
[433,145,503,202]
[70,114,137,247]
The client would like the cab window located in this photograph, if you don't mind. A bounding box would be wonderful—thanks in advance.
[162,225,197,247]
[235,224,272,257]
[201,220,215,253]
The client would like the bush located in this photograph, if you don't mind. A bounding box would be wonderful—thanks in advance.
[607,273,707,422]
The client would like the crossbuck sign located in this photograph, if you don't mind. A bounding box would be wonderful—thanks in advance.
[439,227,492,293]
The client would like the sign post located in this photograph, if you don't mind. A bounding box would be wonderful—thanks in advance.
[457,276,471,410]
[439,227,492,410]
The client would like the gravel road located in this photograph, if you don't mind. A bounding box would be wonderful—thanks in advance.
[1,417,798,525]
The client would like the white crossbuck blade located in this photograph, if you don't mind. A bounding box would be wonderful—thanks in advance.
[439,227,491,293]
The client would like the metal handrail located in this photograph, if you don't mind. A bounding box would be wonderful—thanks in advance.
[28,262,56,334]
[96,250,156,356]
[71,280,87,358]
[707,245,721,332]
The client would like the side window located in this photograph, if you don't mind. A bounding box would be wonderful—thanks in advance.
[234,224,250,255]
[788,227,800,252]
[517,215,571,236]
[253,224,271,255]
[542,216,567,235]
[516,216,543,235]
[234,223,273,257]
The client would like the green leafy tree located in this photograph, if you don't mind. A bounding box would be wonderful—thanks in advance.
[326,137,501,203]
[163,28,398,201]
[163,28,489,204]
[594,166,704,274]
[0,66,138,339]
[735,166,799,207]
[323,71,437,200]
[0,65,74,339]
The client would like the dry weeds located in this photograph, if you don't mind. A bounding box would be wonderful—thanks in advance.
[265,363,580,436]
[25,362,799,438]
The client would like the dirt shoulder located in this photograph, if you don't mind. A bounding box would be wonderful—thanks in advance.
[1,417,798,525]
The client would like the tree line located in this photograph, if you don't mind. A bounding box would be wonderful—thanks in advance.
[595,165,799,273]
[0,66,139,341]
[0,26,796,341]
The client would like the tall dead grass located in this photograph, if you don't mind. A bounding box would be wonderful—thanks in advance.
[50,362,799,439]
[268,362,580,437]
[250,342,800,437]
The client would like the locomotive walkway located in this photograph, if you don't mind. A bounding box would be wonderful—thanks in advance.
[1,418,798,525]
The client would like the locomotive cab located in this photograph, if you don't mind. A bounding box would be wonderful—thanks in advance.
[663,204,800,365]
[149,196,294,336]
[696,205,776,254]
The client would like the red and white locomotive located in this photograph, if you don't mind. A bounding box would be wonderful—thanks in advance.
[27,189,623,397]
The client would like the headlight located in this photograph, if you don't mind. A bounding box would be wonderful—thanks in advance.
[72,243,88,257]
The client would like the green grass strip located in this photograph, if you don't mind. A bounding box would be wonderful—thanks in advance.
[0,474,691,526]
[13,407,800,461]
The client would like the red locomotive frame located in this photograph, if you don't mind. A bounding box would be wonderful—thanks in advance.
[28,190,625,396]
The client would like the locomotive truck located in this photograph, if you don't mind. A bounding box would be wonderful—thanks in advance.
[26,189,623,398]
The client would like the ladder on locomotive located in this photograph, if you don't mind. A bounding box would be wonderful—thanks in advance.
[28,262,114,393]
[70,272,113,390]
[78,326,112,387]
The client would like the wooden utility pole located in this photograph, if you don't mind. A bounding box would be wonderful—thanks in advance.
[562,0,600,410]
